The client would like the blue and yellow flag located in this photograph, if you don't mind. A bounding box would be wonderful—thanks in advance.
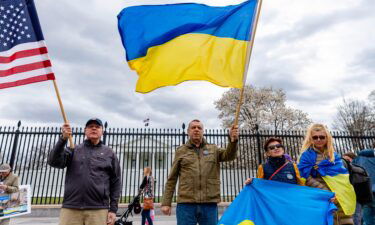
[117,0,258,93]
[298,148,356,215]
[219,179,336,225]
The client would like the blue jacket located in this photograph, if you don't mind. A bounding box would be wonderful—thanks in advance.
[353,149,375,193]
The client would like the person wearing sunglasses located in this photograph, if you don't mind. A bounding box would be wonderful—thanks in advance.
[245,137,304,185]
[298,123,356,225]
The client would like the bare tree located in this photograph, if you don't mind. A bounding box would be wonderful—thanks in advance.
[333,98,375,134]
[214,85,312,130]
[369,90,375,105]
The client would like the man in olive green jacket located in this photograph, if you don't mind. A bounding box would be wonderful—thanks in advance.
[161,119,239,225]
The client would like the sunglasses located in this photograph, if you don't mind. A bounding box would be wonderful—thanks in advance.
[312,135,326,140]
[267,144,283,151]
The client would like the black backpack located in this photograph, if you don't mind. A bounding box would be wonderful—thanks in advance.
[342,158,373,205]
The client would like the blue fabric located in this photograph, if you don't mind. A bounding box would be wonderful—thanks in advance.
[298,148,348,179]
[177,203,218,225]
[353,154,375,192]
[263,161,298,184]
[357,149,375,157]
[218,179,337,225]
[118,0,258,60]
[0,0,45,52]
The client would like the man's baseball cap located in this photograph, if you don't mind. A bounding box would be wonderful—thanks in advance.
[0,164,11,172]
[85,118,103,128]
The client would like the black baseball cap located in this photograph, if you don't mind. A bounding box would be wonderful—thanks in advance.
[85,118,103,128]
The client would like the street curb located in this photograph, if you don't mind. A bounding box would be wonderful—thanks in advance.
[30,202,231,217]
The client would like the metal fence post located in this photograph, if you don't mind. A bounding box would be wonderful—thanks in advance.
[254,124,262,165]
[9,121,21,171]
[103,121,108,145]
[182,123,186,144]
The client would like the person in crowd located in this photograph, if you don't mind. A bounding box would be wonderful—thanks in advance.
[0,164,19,225]
[244,137,304,185]
[354,143,375,225]
[140,167,154,225]
[161,119,239,225]
[298,123,356,225]
[342,152,362,225]
[48,118,121,225]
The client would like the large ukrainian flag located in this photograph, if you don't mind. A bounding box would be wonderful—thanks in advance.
[117,0,258,93]
[219,179,337,225]
[298,149,356,215]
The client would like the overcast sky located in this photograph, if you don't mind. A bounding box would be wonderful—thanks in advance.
[0,0,374,129]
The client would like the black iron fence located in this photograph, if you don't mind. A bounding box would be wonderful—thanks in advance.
[0,121,374,204]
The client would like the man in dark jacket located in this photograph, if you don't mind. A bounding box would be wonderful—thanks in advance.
[354,144,375,225]
[48,118,121,225]
[161,119,239,225]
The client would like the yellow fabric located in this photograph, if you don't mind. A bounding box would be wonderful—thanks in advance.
[128,33,248,93]
[323,174,356,215]
[238,220,255,225]
[220,220,255,225]
[257,165,264,179]
[293,163,305,186]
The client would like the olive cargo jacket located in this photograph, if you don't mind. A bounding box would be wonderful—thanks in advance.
[1,172,19,193]
[161,138,238,206]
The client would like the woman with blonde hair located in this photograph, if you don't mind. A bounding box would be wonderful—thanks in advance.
[298,123,356,225]
[140,167,154,225]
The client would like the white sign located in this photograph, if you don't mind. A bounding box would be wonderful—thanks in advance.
[0,185,31,220]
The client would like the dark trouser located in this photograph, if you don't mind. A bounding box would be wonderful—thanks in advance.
[141,209,153,225]
[353,202,362,225]
[176,203,218,225]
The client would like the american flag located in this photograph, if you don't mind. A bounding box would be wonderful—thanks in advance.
[143,118,150,126]
[0,0,54,90]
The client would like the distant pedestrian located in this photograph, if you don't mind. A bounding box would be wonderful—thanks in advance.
[161,119,239,225]
[48,118,121,225]
[354,143,375,225]
[342,152,362,225]
[0,164,19,225]
[140,167,154,225]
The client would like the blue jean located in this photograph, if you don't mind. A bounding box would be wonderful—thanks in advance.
[141,209,153,225]
[363,200,375,225]
[176,203,218,225]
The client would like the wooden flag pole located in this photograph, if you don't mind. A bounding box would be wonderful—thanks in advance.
[52,80,74,148]
[234,0,263,126]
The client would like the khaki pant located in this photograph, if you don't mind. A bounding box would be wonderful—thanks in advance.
[59,208,108,225]
[334,205,354,225]
[0,218,10,225]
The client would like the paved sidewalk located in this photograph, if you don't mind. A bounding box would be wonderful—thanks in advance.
[11,215,177,225]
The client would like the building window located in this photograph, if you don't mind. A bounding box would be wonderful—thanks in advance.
[124,152,137,169]
[140,152,152,167]
[155,152,166,169]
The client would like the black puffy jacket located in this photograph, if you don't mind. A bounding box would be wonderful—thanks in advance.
[48,137,121,212]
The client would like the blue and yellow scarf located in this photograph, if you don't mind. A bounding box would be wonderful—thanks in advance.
[298,148,356,215]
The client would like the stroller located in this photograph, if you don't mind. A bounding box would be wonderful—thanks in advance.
[115,191,143,225]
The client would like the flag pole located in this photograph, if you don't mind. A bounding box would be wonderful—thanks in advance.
[234,0,263,126]
[52,80,74,148]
